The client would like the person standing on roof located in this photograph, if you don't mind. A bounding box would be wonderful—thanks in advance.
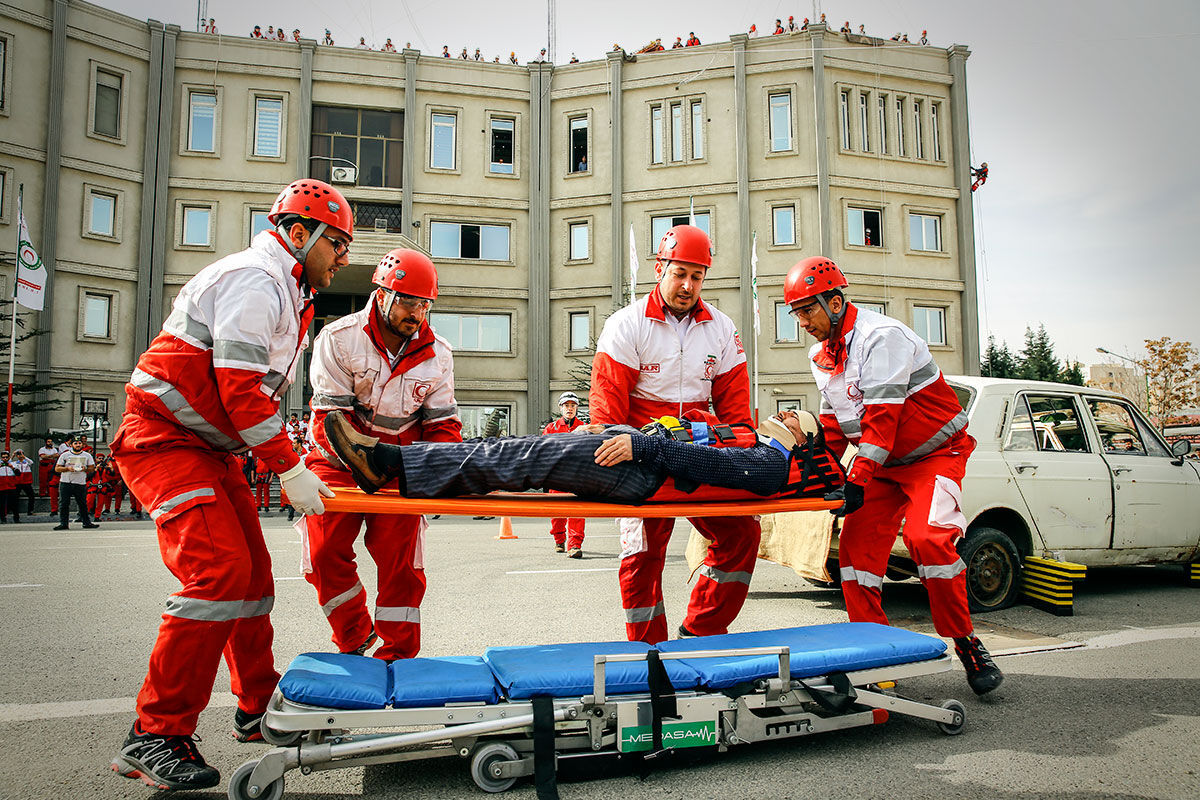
[108,178,353,791]
[542,391,587,558]
[784,256,1004,697]
[591,224,760,644]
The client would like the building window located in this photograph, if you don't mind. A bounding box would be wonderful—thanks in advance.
[430,221,510,261]
[839,90,850,149]
[568,221,589,260]
[650,105,663,164]
[312,106,404,188]
[775,302,799,343]
[459,405,510,438]
[187,90,217,153]
[489,117,515,174]
[568,311,590,351]
[78,289,118,343]
[651,211,710,248]
[93,67,122,139]
[769,92,792,152]
[931,102,942,161]
[847,207,882,247]
[777,398,805,413]
[569,115,588,172]
[912,305,946,346]
[910,213,941,251]
[895,97,906,157]
[429,311,511,352]
[249,209,272,244]
[354,202,403,234]
[858,92,870,151]
[87,189,117,237]
[913,99,924,159]
[855,301,886,315]
[0,169,6,220]
[181,204,212,247]
[253,96,284,158]
[0,35,8,113]
[669,103,684,162]
[691,101,704,159]
[430,112,457,170]
[877,94,887,154]
[772,205,795,246]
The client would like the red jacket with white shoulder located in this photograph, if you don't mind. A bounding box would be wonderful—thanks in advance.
[810,304,968,485]
[590,286,751,427]
[543,416,585,436]
[124,231,314,474]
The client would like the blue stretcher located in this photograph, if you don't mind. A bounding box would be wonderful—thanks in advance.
[227,622,966,799]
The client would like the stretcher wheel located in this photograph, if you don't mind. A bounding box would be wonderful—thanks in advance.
[470,742,520,793]
[228,759,285,800]
[937,699,966,736]
[260,724,304,747]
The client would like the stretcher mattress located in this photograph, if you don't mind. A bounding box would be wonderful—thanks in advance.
[277,623,946,710]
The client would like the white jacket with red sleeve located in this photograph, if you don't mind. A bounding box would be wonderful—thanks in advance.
[590,286,752,427]
[810,304,968,486]
[124,231,314,474]
[307,303,461,466]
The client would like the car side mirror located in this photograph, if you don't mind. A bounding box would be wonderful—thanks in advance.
[1170,439,1193,458]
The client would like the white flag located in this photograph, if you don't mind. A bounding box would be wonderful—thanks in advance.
[628,222,638,304]
[16,194,47,311]
[750,232,760,336]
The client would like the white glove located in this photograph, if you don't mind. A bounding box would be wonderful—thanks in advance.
[279,462,336,516]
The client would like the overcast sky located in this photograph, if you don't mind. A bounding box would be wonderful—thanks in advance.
[99,0,1200,367]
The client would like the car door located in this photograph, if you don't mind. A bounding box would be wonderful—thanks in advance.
[1002,392,1113,551]
[1084,396,1200,550]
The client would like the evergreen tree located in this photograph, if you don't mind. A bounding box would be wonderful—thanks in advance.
[0,302,64,442]
[1058,360,1085,386]
[981,335,1019,378]
[1019,325,1061,382]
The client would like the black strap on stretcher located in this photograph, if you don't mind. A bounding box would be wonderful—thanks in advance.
[779,433,843,498]
[633,648,680,780]
[795,672,857,714]
[531,695,560,800]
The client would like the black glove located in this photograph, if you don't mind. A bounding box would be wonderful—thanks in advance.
[824,481,865,517]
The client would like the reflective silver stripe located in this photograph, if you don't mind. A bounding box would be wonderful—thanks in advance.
[213,339,271,368]
[150,487,216,520]
[423,404,459,421]
[164,596,245,622]
[839,566,884,591]
[839,418,862,437]
[130,369,244,451]
[262,371,290,395]
[819,398,834,414]
[624,601,665,624]
[321,581,365,616]
[917,559,966,581]
[312,393,355,408]
[862,383,907,401]
[239,413,284,447]
[163,308,213,347]
[698,564,752,585]
[896,410,969,464]
[907,359,940,392]
[375,605,421,623]
[857,442,890,464]
[241,596,274,617]
[362,407,420,430]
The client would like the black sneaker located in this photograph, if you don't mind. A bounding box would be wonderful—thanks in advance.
[954,635,1004,696]
[232,708,266,743]
[677,624,698,639]
[111,723,220,790]
[52,524,68,531]
[83,523,99,529]
[344,627,378,657]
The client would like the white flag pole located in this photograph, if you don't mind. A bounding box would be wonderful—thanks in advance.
[5,186,20,450]
[627,222,638,304]
[750,231,760,425]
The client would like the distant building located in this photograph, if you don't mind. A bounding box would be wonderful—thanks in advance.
[1087,363,1146,410]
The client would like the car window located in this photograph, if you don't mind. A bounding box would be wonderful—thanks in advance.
[1086,398,1170,457]
[947,382,975,413]
[1005,394,1090,453]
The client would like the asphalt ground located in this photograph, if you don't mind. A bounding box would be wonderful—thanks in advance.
[0,512,1197,799]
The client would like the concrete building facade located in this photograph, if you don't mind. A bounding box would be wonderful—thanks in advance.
[0,0,979,448]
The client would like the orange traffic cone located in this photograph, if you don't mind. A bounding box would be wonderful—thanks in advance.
[496,516,517,540]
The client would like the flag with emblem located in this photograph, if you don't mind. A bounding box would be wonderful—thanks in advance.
[15,189,47,311]
[628,222,638,304]
[750,232,760,336]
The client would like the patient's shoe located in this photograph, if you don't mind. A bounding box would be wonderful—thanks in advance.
[954,635,1004,696]
[112,723,220,790]
[324,411,391,494]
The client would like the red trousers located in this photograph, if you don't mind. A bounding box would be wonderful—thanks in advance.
[255,481,271,509]
[304,462,426,661]
[111,413,279,736]
[619,514,761,644]
[49,479,59,513]
[549,518,585,549]
[115,484,142,513]
[38,463,53,495]
[838,434,975,638]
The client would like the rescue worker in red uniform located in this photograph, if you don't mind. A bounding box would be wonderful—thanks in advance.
[38,438,57,498]
[88,454,117,519]
[304,249,461,661]
[109,178,353,791]
[254,456,272,511]
[542,391,586,557]
[784,256,1004,696]
[591,224,760,644]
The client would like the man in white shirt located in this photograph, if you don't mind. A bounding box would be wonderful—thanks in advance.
[54,436,98,530]
[11,449,35,516]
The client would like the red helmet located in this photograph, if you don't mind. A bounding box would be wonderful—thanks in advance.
[268,179,354,239]
[655,224,712,270]
[784,256,849,304]
[372,248,439,300]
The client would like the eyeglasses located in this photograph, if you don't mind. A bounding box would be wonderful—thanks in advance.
[788,300,823,320]
[391,293,432,311]
[321,234,351,257]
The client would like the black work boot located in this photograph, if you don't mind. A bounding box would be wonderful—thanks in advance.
[111,723,220,790]
[323,410,399,494]
[954,635,1004,696]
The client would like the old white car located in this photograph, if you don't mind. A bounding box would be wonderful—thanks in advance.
[848,376,1200,611]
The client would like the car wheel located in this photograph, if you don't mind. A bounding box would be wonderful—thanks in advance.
[957,527,1021,612]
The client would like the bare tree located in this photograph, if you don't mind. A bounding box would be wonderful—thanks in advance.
[1142,337,1199,426]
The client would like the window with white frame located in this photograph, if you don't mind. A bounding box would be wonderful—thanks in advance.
[912,305,946,345]
[651,212,710,248]
[772,205,795,246]
[92,67,123,139]
[568,221,589,260]
[839,90,851,149]
[568,311,590,351]
[459,404,510,438]
[429,311,511,352]
[430,112,456,169]
[253,96,283,157]
[87,188,117,237]
[931,102,942,161]
[909,213,941,252]
[769,91,792,152]
[775,301,799,343]
[777,398,805,413]
[187,90,217,153]
[913,99,924,159]
[249,209,272,244]
[430,221,510,261]
[650,105,663,164]
[691,100,704,159]
[670,103,684,162]
[895,97,906,157]
[847,207,882,247]
[877,94,888,154]
[79,290,115,340]
[489,117,515,174]
[181,204,212,247]
[858,92,869,151]
[855,300,886,315]
[569,115,589,172]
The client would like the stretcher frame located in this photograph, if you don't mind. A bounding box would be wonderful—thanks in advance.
[227,644,964,799]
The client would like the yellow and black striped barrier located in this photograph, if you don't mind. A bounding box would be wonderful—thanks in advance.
[1190,563,1199,585]
[1021,556,1087,616]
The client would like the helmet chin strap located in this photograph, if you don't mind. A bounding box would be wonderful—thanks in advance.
[278,220,329,271]
[814,293,847,339]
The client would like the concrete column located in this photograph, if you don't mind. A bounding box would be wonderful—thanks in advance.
[402,49,418,236]
[147,25,179,340]
[33,0,69,436]
[298,39,314,170]
[809,24,832,255]
[731,34,754,379]
[947,45,979,374]
[606,50,624,301]
[526,62,553,432]
[134,21,165,355]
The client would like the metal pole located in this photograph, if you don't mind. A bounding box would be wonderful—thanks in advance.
[5,185,22,450]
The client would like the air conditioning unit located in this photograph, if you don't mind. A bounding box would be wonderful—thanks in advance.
[330,166,357,184]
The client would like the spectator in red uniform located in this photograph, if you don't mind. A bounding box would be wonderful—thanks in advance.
[0,451,18,522]
[542,391,587,558]
[37,438,57,498]
[686,32,700,46]
[12,449,35,516]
